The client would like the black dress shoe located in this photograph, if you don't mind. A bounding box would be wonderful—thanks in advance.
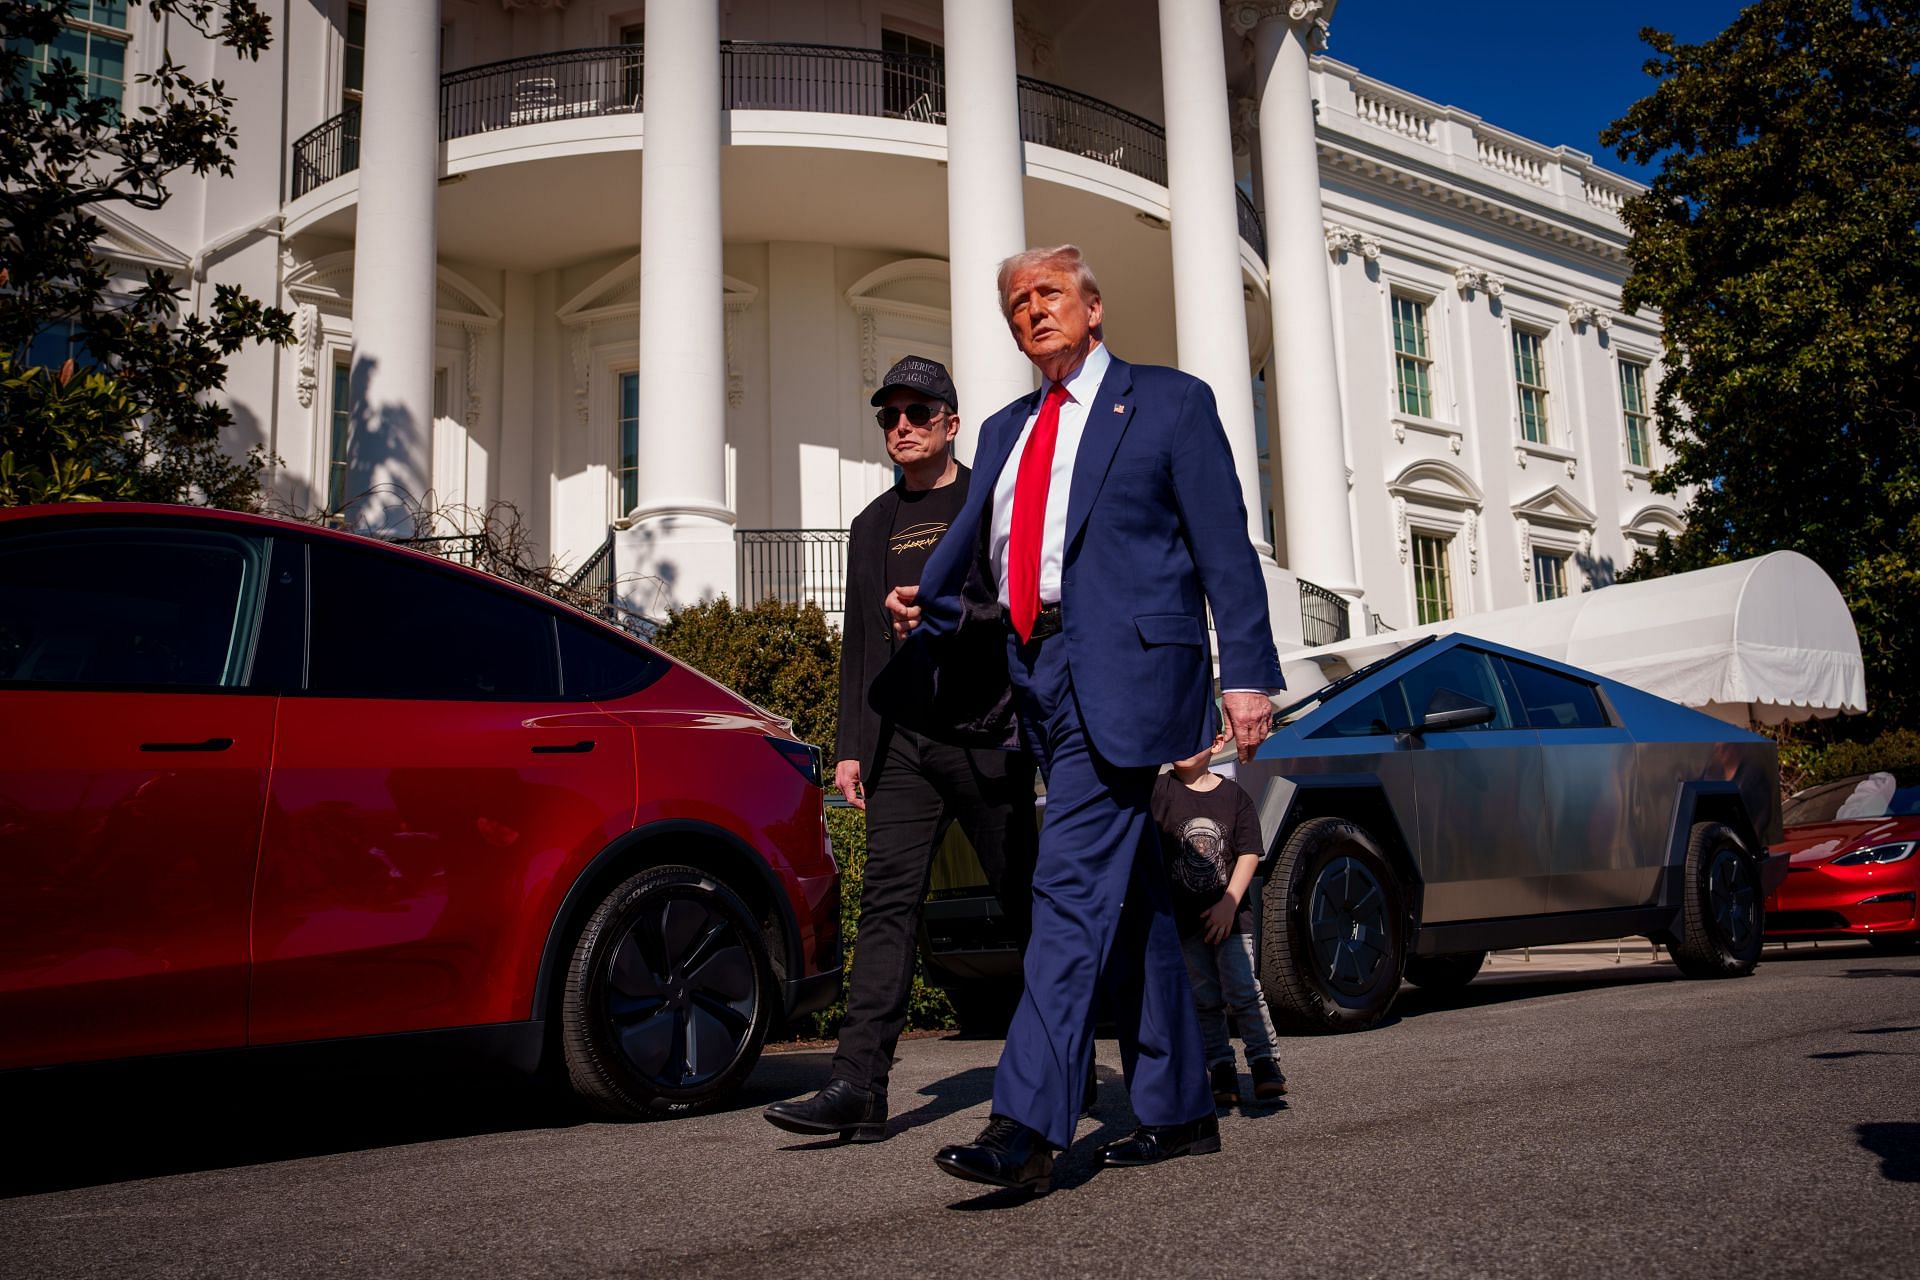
[762,1079,887,1143]
[1096,1114,1221,1168]
[934,1115,1055,1194]
[1210,1062,1240,1107]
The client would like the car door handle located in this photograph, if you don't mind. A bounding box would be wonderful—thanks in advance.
[531,740,596,754]
[140,737,234,753]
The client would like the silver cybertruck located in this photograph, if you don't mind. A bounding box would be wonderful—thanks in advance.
[1244,632,1786,1030]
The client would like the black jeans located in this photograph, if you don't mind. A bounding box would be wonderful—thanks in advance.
[830,726,1036,1096]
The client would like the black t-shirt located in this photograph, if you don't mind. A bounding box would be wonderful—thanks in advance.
[1152,772,1263,937]
[884,476,969,597]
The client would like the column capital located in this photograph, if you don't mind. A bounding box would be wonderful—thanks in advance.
[1224,1,1333,46]
[1230,94,1260,159]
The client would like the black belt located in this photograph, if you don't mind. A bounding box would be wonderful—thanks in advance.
[1024,602,1063,641]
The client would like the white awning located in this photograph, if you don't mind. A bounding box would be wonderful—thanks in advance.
[1281,552,1867,726]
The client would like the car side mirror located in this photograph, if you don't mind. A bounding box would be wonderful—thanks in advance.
[1396,687,1497,742]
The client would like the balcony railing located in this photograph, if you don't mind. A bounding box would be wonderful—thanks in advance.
[1298,578,1351,648]
[737,529,849,613]
[289,41,1264,250]
[1235,187,1265,258]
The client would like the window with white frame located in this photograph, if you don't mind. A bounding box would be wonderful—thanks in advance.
[1618,358,1652,469]
[1411,531,1454,625]
[327,361,351,514]
[1511,326,1551,445]
[1391,292,1434,418]
[342,3,365,105]
[881,26,942,119]
[10,0,130,116]
[1532,548,1569,602]
[617,371,640,515]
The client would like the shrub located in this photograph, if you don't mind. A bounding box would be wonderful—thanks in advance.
[1781,727,1920,797]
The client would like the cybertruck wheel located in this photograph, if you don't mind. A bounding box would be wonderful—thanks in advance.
[561,865,774,1118]
[1403,950,1486,993]
[1262,817,1408,1032]
[1668,822,1762,979]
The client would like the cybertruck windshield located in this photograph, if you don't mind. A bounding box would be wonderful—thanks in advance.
[1272,634,1438,727]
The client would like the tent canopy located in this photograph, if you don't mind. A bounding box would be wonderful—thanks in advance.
[1280,552,1866,726]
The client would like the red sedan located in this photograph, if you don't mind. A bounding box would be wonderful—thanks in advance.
[0,504,840,1115]
[1765,768,1919,953]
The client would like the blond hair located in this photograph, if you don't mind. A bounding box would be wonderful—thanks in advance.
[996,244,1104,338]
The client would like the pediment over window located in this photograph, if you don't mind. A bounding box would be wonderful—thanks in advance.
[1385,457,1483,510]
[1512,484,1598,529]
[1622,502,1685,538]
[556,252,758,327]
[847,258,953,396]
[93,207,189,272]
[286,252,501,327]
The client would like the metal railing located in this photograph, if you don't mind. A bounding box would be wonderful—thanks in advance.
[1235,186,1265,258]
[287,42,1265,252]
[736,529,849,612]
[1298,578,1351,648]
[396,531,490,568]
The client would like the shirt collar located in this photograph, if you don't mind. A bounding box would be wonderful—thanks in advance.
[1043,341,1110,407]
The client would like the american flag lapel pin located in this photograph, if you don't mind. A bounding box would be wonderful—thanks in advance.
[1111,402,1126,414]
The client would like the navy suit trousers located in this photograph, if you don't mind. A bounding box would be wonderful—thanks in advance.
[993,630,1212,1148]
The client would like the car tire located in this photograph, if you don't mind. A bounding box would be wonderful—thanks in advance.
[560,864,775,1118]
[942,978,1022,1038]
[1402,950,1486,992]
[1261,817,1408,1033]
[1866,933,1920,955]
[1667,822,1763,979]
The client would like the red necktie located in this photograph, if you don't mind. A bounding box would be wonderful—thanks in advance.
[1008,382,1070,643]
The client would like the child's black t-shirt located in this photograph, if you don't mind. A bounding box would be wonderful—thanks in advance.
[1151,771,1262,937]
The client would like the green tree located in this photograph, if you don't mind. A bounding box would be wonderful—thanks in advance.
[1,0,292,508]
[1602,0,1920,729]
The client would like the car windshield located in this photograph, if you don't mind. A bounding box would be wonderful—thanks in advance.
[1272,634,1438,727]
[1783,769,1920,825]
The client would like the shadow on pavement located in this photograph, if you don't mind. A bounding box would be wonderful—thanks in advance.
[1388,968,1676,1020]
[1857,1122,1920,1182]
[2,1048,835,1200]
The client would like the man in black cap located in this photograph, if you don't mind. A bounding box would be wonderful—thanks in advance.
[764,356,1036,1143]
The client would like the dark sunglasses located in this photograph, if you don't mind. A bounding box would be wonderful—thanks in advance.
[875,403,944,430]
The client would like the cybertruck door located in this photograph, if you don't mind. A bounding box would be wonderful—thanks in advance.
[1395,647,1549,924]
[1497,657,1646,911]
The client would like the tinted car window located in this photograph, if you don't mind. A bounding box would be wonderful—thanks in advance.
[1393,647,1515,731]
[307,540,558,699]
[1313,682,1411,738]
[1783,769,1920,825]
[0,527,266,688]
[1502,658,1610,730]
[558,616,664,698]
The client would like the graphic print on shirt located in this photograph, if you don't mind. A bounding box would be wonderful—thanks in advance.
[889,522,949,558]
[1172,815,1231,898]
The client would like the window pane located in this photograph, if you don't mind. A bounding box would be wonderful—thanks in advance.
[0,529,266,688]
[1532,550,1567,603]
[618,371,639,516]
[307,541,558,700]
[1312,683,1411,738]
[1412,533,1453,625]
[558,616,663,699]
[328,362,351,514]
[1503,658,1609,730]
[85,0,130,30]
[1395,648,1514,730]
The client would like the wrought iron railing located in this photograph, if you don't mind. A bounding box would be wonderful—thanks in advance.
[1298,578,1351,648]
[1235,186,1265,258]
[287,41,1265,252]
[564,531,615,598]
[396,531,490,567]
[737,529,849,613]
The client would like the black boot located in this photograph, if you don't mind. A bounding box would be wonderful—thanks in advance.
[762,1079,888,1143]
[1210,1061,1240,1107]
[1250,1056,1288,1100]
[934,1115,1055,1193]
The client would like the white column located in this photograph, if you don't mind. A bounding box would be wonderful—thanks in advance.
[1238,1,1362,604]
[942,0,1031,457]
[621,0,734,615]
[346,0,441,536]
[1159,0,1268,559]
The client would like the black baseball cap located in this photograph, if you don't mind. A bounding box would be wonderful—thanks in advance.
[870,355,958,411]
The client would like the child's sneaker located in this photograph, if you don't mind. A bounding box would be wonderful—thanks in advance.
[1250,1057,1287,1100]
[1209,1062,1240,1106]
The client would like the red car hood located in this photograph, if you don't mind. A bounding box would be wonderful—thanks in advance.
[1778,817,1920,865]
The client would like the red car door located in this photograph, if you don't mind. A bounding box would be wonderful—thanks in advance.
[0,521,278,1069]
[248,538,636,1045]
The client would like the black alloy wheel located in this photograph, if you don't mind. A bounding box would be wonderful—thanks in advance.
[1262,817,1408,1032]
[561,865,774,1117]
[1668,822,1764,979]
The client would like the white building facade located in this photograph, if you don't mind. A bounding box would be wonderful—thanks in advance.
[73,0,1683,645]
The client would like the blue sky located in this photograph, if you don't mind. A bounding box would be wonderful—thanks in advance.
[1326,1,1751,183]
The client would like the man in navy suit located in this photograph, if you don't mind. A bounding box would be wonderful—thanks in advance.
[885,245,1283,1193]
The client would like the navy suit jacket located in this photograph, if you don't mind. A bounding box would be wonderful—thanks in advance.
[902,353,1284,770]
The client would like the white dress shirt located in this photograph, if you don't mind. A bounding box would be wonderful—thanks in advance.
[990,341,1111,608]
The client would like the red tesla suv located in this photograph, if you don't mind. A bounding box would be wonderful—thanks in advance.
[0,504,840,1115]
[1765,768,1919,953]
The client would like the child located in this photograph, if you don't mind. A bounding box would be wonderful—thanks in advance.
[1151,721,1288,1106]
